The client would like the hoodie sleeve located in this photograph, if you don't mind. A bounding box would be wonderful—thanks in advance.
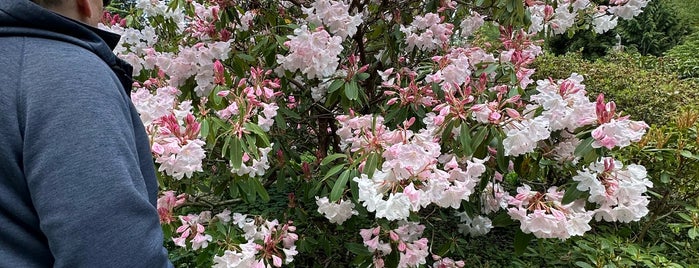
[19,40,172,268]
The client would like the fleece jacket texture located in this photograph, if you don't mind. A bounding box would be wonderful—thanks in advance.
[0,0,173,267]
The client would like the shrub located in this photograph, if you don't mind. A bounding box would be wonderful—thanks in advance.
[546,0,691,59]
[532,52,699,125]
[664,32,699,80]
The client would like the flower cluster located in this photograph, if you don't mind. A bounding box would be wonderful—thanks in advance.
[360,222,430,268]
[216,67,282,132]
[173,212,214,250]
[455,212,493,237]
[156,191,186,224]
[591,95,649,149]
[382,68,439,108]
[152,113,207,179]
[400,13,454,51]
[187,2,221,41]
[303,0,363,40]
[459,10,485,38]
[344,114,488,220]
[315,196,358,224]
[573,157,653,223]
[527,0,650,34]
[131,81,207,180]
[277,25,343,79]
[213,214,299,267]
[507,185,595,240]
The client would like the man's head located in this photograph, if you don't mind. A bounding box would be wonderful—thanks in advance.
[30,0,106,27]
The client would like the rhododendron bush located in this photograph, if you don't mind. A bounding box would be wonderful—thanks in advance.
[103,0,652,266]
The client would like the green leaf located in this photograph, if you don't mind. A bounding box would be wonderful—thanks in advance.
[344,80,359,101]
[574,137,595,158]
[244,122,271,147]
[236,53,256,62]
[513,229,533,255]
[222,135,231,157]
[472,126,489,150]
[328,79,345,94]
[562,182,585,204]
[323,164,346,180]
[460,123,473,156]
[357,73,370,81]
[688,227,698,240]
[321,153,347,166]
[330,170,350,202]
[200,118,209,139]
[491,212,514,227]
[346,243,371,256]
[251,178,270,202]
[680,150,699,161]
[231,137,243,169]
[441,119,455,143]
[496,133,508,172]
[364,152,379,179]
[350,169,360,203]
[660,172,671,184]
[279,107,302,120]
[575,261,595,268]
[678,212,693,223]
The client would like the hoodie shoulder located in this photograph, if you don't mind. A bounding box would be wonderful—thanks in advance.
[20,36,128,101]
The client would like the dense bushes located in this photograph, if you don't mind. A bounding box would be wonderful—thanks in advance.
[532,52,699,125]
[664,32,699,80]
[546,0,691,59]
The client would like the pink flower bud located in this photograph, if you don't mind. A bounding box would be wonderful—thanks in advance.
[389,231,399,241]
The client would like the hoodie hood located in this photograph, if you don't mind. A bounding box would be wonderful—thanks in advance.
[0,0,133,93]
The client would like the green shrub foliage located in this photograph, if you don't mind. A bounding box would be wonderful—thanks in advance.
[546,0,691,59]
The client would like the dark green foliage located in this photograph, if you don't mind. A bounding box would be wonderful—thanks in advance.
[617,0,691,56]
[531,52,699,125]
[667,0,699,29]
[546,0,691,59]
[664,32,699,80]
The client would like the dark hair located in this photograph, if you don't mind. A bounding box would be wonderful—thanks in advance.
[30,0,65,8]
[30,0,112,8]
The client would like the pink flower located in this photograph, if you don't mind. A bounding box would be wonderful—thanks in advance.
[157,191,186,224]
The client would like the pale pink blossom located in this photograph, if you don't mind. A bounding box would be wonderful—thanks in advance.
[303,0,363,39]
[277,25,343,79]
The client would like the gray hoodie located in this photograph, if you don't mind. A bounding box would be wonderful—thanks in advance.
[0,0,172,267]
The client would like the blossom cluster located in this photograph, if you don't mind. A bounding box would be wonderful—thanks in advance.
[573,157,653,223]
[455,212,493,237]
[341,114,488,220]
[157,190,186,224]
[303,0,363,40]
[315,196,358,224]
[213,213,299,267]
[506,185,595,240]
[276,25,343,79]
[400,12,454,51]
[360,222,430,268]
[527,0,649,34]
[131,81,207,180]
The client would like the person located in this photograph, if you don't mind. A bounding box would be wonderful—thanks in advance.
[0,0,173,267]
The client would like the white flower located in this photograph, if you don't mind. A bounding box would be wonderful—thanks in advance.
[593,14,618,34]
[303,0,363,39]
[277,25,343,79]
[460,10,485,38]
[375,193,411,221]
[315,196,358,224]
